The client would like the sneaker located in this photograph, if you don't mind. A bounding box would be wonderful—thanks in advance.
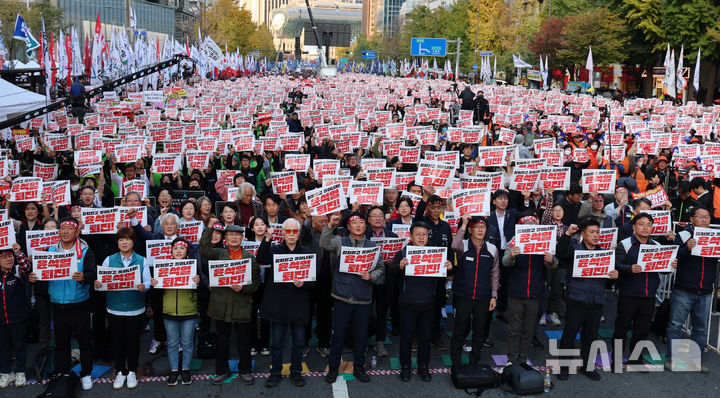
[302,346,311,358]
[463,342,472,352]
[260,347,271,356]
[181,370,192,385]
[325,368,339,384]
[539,316,547,326]
[316,347,330,357]
[290,372,305,387]
[178,345,183,353]
[558,367,569,381]
[149,339,163,354]
[167,371,179,386]
[376,341,389,357]
[418,367,431,382]
[113,373,126,390]
[580,369,601,381]
[600,315,606,323]
[126,372,137,389]
[353,366,370,383]
[266,374,282,388]
[664,360,673,372]
[0,373,14,388]
[14,373,25,387]
[400,367,411,382]
[482,338,494,348]
[81,375,93,390]
[431,337,447,351]
[211,372,232,385]
[701,365,710,374]
[239,373,254,385]
[250,347,258,356]
[549,312,562,326]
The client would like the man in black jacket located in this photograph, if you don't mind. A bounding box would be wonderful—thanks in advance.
[321,212,384,383]
[256,218,315,388]
[391,222,452,382]
[458,85,475,110]
[473,91,490,124]
[556,218,618,381]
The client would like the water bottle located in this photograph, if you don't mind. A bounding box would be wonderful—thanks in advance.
[371,356,377,369]
[543,369,552,392]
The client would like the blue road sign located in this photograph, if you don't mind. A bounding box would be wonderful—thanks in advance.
[479,51,494,57]
[410,38,447,57]
[361,50,376,60]
[472,64,478,70]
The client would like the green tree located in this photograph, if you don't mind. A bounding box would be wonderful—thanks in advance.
[0,0,66,61]
[555,8,627,67]
[203,0,275,56]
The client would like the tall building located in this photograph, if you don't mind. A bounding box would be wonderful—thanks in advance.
[361,0,380,38]
[381,0,405,37]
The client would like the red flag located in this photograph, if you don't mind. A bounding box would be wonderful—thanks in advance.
[65,35,73,85]
[49,33,57,85]
[95,13,101,35]
[84,33,91,76]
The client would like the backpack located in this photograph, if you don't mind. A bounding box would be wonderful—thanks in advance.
[197,331,217,359]
[500,363,544,396]
[35,372,79,398]
[451,364,498,396]
[32,347,56,381]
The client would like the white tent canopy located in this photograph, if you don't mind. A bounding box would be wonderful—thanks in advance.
[0,77,48,126]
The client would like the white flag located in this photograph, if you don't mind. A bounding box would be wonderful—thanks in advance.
[585,46,594,91]
[693,48,701,94]
[129,5,137,30]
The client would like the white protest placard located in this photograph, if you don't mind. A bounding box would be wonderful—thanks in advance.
[242,240,261,257]
[632,186,669,209]
[645,210,671,236]
[25,230,60,255]
[33,161,58,180]
[74,150,102,167]
[209,259,253,287]
[405,246,448,277]
[115,144,143,164]
[598,227,618,250]
[691,227,720,257]
[415,160,455,188]
[146,239,173,261]
[581,169,616,194]
[371,237,407,263]
[637,244,678,272]
[392,224,411,242]
[271,171,299,195]
[153,259,197,289]
[96,265,141,291]
[366,167,396,188]
[0,220,17,249]
[509,169,542,191]
[273,253,316,283]
[32,251,78,281]
[123,179,148,199]
[9,177,43,202]
[81,207,120,234]
[349,181,383,205]
[572,250,615,278]
[476,146,507,167]
[186,150,210,170]
[540,167,571,191]
[313,159,340,182]
[451,188,491,217]
[284,154,311,172]
[152,153,182,174]
[178,220,203,244]
[117,206,148,228]
[339,246,380,274]
[514,224,557,255]
[306,183,347,216]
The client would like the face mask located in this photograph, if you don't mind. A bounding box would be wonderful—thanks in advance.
[71,184,80,192]
[564,149,572,156]
[590,144,598,151]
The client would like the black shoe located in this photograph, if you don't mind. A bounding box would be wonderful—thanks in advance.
[418,367,431,382]
[181,370,193,385]
[239,373,254,385]
[266,374,282,388]
[580,369,601,381]
[482,338,494,348]
[326,368,339,384]
[400,367,411,382]
[290,372,305,387]
[211,372,232,385]
[353,366,370,383]
[167,371,179,386]
[558,367,569,381]
[531,336,545,350]
[431,337,447,351]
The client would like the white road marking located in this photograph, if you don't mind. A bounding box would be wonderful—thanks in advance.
[331,376,350,398]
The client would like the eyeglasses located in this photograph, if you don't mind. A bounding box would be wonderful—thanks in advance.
[284,229,299,235]
[693,215,710,220]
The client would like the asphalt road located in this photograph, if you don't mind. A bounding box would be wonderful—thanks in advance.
[5,293,720,398]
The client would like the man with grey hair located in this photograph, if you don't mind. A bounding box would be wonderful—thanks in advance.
[236,182,264,225]
[257,217,315,388]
